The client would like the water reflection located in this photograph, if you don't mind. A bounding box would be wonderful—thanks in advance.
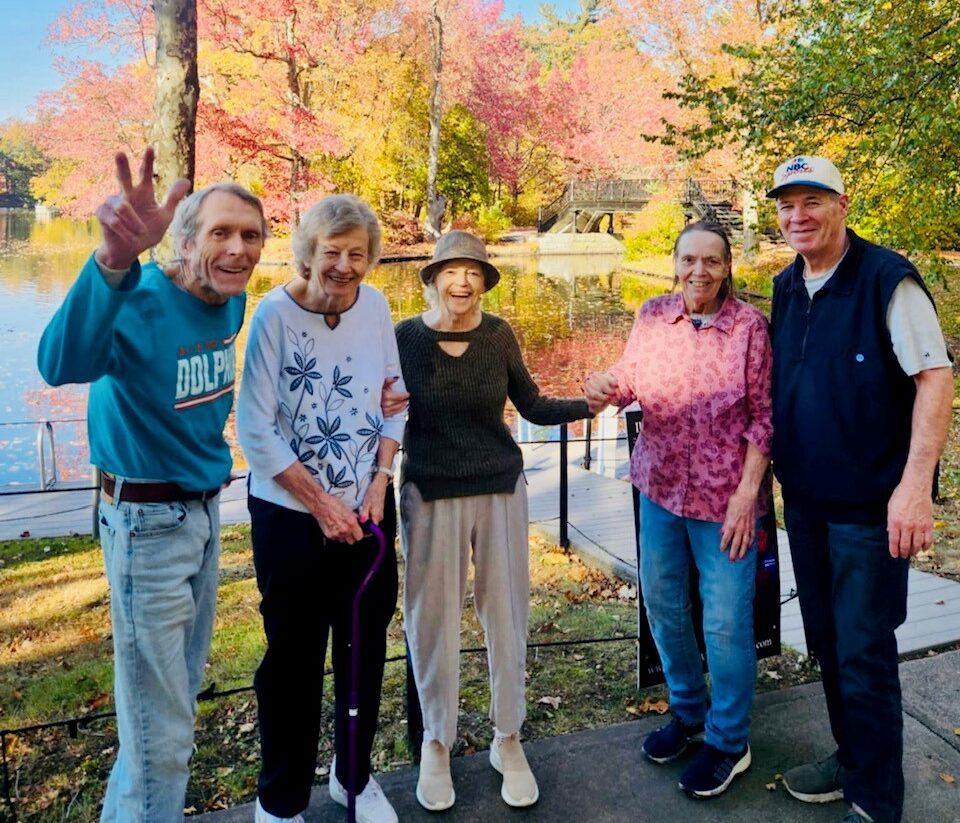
[534,252,624,281]
[0,214,675,486]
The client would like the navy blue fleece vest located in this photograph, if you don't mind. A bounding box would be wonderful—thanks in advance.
[770,230,932,524]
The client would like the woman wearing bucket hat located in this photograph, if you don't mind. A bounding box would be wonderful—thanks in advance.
[237,194,404,823]
[394,230,591,811]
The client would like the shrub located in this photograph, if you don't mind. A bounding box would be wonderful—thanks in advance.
[450,212,480,234]
[476,202,512,243]
[380,210,424,247]
[623,194,686,260]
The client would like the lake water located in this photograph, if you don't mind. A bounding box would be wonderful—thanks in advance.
[0,212,672,488]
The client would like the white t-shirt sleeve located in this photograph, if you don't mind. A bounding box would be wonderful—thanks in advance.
[886,277,952,376]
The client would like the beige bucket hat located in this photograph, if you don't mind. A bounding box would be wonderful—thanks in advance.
[419,230,501,290]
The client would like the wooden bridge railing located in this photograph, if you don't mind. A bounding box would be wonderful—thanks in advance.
[539,177,740,232]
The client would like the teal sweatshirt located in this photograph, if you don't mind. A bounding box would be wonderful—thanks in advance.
[37,254,245,491]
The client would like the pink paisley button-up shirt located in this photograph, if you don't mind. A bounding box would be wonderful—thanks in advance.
[609,293,773,524]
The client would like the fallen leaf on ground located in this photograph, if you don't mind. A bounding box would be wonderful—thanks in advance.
[626,697,670,716]
[538,695,562,709]
[765,782,776,791]
[541,551,569,566]
[86,692,110,710]
[935,600,945,606]
[939,772,955,784]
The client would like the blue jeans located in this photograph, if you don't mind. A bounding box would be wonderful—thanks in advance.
[97,488,220,823]
[784,503,908,823]
[639,495,757,752]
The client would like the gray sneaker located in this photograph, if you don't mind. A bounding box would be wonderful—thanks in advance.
[783,751,844,803]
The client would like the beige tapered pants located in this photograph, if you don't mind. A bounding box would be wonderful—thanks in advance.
[400,477,529,748]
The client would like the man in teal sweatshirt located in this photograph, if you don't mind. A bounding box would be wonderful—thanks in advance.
[38,148,266,822]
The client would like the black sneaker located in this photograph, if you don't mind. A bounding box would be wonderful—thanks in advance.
[783,751,844,803]
[642,716,705,763]
[839,812,870,823]
[678,743,751,798]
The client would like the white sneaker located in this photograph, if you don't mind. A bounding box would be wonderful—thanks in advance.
[490,731,539,807]
[254,798,304,823]
[416,739,456,811]
[329,759,399,823]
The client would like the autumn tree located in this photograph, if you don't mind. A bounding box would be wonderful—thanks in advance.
[461,18,558,218]
[668,0,960,254]
[0,122,49,206]
[199,0,403,226]
[31,61,154,216]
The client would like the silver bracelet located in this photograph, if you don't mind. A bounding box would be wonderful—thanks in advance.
[375,465,394,479]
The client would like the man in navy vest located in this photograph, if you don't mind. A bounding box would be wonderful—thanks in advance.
[768,156,953,823]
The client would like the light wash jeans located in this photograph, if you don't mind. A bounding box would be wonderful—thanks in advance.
[639,494,757,752]
[97,487,220,823]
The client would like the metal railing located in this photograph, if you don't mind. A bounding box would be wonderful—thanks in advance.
[0,418,101,535]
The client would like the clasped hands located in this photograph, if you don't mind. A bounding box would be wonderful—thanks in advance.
[583,371,621,415]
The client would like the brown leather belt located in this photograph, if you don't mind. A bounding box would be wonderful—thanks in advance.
[100,473,221,504]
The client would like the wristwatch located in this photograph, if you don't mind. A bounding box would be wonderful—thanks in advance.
[375,464,394,479]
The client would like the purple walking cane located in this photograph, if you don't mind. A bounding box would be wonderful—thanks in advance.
[347,520,389,823]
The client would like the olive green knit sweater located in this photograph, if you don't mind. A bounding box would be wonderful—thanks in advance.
[396,313,590,501]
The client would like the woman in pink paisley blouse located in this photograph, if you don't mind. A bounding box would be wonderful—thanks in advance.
[584,220,772,800]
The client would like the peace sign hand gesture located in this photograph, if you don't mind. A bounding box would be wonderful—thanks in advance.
[94,148,191,272]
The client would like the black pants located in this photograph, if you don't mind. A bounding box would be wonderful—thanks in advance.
[250,492,399,817]
[785,503,908,823]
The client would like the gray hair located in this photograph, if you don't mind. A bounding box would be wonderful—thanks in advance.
[292,194,382,277]
[170,182,268,255]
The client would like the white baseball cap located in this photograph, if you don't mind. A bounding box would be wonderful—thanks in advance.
[767,155,845,198]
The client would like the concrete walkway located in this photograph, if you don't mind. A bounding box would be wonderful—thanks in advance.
[199,649,960,823]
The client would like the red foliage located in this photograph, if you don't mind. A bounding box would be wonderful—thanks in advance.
[380,210,425,246]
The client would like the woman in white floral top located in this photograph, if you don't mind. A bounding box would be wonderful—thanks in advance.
[237,195,406,823]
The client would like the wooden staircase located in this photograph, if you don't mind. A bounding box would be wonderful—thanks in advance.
[538,177,744,243]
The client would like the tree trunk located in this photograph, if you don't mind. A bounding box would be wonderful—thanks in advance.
[152,0,198,262]
[425,0,444,239]
[285,12,307,227]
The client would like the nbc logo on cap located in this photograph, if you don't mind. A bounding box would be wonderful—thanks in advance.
[766,156,845,198]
